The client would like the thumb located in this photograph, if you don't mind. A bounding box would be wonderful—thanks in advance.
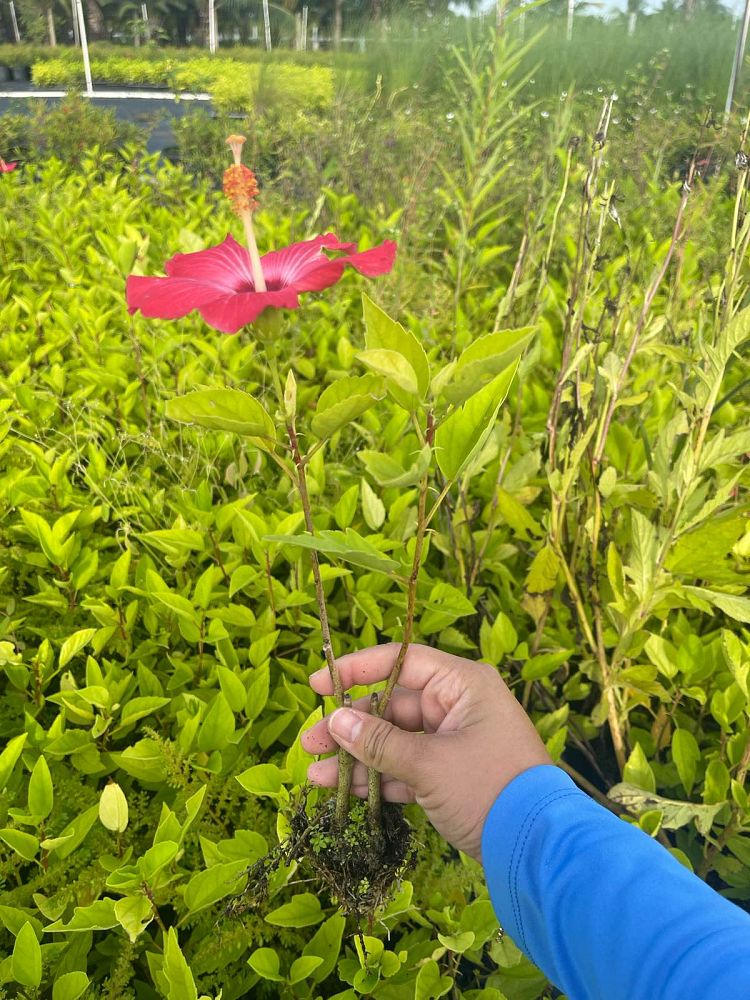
[328,708,424,784]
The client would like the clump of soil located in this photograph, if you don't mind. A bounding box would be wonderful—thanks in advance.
[226,792,414,922]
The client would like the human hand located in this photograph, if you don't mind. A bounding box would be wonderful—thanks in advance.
[302,643,552,863]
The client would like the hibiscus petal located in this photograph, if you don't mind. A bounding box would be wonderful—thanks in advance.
[345,240,398,277]
[287,240,398,294]
[198,288,301,334]
[126,275,230,319]
[260,234,357,289]
[164,234,254,293]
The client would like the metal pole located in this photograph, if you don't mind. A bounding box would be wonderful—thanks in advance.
[9,2,20,42]
[71,0,79,45]
[566,0,574,41]
[302,5,308,50]
[262,0,271,50]
[74,0,93,95]
[141,3,150,43]
[726,0,750,116]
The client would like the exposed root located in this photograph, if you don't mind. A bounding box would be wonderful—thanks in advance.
[225,792,414,924]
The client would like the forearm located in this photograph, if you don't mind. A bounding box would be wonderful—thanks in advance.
[482,765,750,1000]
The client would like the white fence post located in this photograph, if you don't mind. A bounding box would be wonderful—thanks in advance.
[262,0,271,51]
[726,0,750,116]
[74,0,93,95]
[9,2,20,43]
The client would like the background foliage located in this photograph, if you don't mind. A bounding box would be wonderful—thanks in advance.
[1,15,750,1000]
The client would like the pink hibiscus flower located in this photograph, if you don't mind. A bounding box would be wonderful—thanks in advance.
[126,232,397,335]
[127,132,396,335]
[0,158,17,173]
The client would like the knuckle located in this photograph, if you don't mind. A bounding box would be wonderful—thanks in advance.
[363,720,393,770]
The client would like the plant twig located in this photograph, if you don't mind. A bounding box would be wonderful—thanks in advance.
[287,419,353,829]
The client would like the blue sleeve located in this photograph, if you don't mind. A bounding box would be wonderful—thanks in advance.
[481,764,750,1000]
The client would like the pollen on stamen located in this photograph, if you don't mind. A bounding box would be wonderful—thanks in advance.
[223,164,260,216]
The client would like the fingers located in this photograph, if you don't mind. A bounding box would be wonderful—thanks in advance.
[309,642,459,696]
[350,780,416,804]
[321,707,429,786]
[301,688,424,755]
[307,756,416,804]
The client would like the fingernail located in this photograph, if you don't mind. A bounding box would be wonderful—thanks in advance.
[309,667,327,684]
[328,708,362,744]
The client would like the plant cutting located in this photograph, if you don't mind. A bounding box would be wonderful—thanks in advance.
[127,133,531,918]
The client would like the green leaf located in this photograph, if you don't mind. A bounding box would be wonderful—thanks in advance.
[420,582,477,634]
[46,898,119,933]
[333,484,359,529]
[302,913,346,983]
[114,895,152,942]
[289,956,324,984]
[495,488,543,540]
[672,729,701,797]
[627,512,658,601]
[435,363,518,480]
[217,666,248,713]
[0,733,27,790]
[248,947,283,981]
[525,544,560,593]
[236,763,286,800]
[110,739,167,784]
[0,828,40,861]
[521,649,573,681]
[415,958,453,1000]
[163,928,198,1000]
[20,509,65,566]
[183,860,247,915]
[310,374,385,439]
[119,696,171,727]
[197,692,235,752]
[266,892,324,928]
[362,293,430,396]
[264,528,399,575]
[361,479,385,530]
[52,804,99,859]
[12,922,42,989]
[166,388,276,441]
[442,326,534,405]
[28,755,53,820]
[99,782,128,832]
[684,587,750,624]
[59,628,97,669]
[358,348,419,395]
[480,613,517,665]
[438,931,476,953]
[52,972,89,1000]
[704,758,730,805]
[623,743,656,793]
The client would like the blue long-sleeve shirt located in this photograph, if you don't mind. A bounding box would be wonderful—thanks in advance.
[481,765,750,999]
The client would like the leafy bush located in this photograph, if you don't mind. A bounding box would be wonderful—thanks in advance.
[1,95,143,161]
[29,54,335,116]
